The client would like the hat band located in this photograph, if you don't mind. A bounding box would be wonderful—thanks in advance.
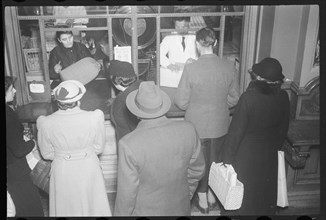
[56,88,82,101]
[135,98,163,114]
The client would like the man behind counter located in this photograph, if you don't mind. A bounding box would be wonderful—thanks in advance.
[48,31,92,89]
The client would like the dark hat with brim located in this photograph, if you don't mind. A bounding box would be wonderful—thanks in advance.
[126,81,171,119]
[108,60,136,78]
[252,57,285,81]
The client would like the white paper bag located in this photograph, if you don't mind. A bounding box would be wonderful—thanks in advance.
[209,162,244,210]
[277,151,289,207]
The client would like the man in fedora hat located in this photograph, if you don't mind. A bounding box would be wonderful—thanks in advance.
[108,60,143,142]
[114,81,205,216]
[36,80,111,216]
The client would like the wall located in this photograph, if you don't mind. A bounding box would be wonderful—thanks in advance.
[269,5,319,87]
[256,6,275,62]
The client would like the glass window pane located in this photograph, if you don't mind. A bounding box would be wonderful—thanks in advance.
[85,6,107,14]
[17,6,41,16]
[138,18,156,81]
[109,6,131,14]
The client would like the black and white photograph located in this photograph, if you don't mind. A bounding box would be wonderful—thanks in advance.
[4,0,322,218]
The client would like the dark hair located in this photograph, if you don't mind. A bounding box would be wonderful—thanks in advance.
[56,101,78,110]
[56,31,73,40]
[5,76,16,93]
[111,75,136,88]
[196,27,216,47]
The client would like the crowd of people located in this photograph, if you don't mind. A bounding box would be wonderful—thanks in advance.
[6,22,290,217]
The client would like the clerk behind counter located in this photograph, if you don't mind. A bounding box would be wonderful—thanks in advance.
[48,30,92,89]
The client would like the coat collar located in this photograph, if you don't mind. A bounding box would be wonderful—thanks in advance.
[136,116,169,129]
[55,106,83,115]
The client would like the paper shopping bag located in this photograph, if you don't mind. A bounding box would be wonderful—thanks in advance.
[277,151,289,207]
[209,162,244,210]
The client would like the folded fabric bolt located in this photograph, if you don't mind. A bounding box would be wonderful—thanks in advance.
[60,57,101,85]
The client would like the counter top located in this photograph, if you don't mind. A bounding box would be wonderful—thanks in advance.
[16,83,186,123]
[16,84,237,123]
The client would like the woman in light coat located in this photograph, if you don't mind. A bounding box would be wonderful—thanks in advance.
[36,80,111,216]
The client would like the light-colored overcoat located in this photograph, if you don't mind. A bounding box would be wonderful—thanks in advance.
[175,53,240,138]
[114,116,205,216]
[36,108,111,217]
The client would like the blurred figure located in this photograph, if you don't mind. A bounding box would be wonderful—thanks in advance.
[6,76,44,217]
[48,31,92,89]
[53,6,88,27]
[221,57,290,215]
[36,80,111,216]
[159,13,198,87]
[7,190,16,217]
[114,81,205,216]
[109,60,142,143]
[175,27,239,213]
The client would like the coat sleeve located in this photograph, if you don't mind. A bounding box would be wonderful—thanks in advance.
[48,49,61,80]
[277,91,290,149]
[92,110,106,155]
[110,97,130,142]
[188,129,206,200]
[174,65,191,110]
[222,93,250,164]
[227,66,240,108]
[36,116,55,160]
[6,113,35,158]
[114,140,139,216]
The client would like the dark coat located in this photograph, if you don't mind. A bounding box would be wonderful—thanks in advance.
[48,42,92,80]
[6,105,43,216]
[110,80,142,142]
[221,81,290,215]
[114,117,205,216]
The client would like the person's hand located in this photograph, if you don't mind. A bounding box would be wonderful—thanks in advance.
[167,64,181,72]
[185,58,196,64]
[54,61,62,74]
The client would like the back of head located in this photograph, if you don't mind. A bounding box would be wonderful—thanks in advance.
[108,60,137,88]
[196,27,216,47]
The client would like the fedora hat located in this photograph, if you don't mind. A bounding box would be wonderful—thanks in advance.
[126,81,171,119]
[251,57,284,81]
[53,80,86,103]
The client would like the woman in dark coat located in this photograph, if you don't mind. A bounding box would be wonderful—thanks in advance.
[48,30,92,88]
[6,76,44,217]
[221,57,290,215]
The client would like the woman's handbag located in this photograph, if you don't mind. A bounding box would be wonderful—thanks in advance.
[208,162,244,210]
[281,141,307,168]
[277,151,289,207]
[30,159,51,194]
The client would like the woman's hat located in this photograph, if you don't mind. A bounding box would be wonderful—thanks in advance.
[251,57,285,81]
[53,80,86,103]
[108,60,136,78]
[126,81,171,119]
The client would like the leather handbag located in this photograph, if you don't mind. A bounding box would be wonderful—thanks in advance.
[208,162,244,210]
[281,141,307,168]
[30,159,51,194]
